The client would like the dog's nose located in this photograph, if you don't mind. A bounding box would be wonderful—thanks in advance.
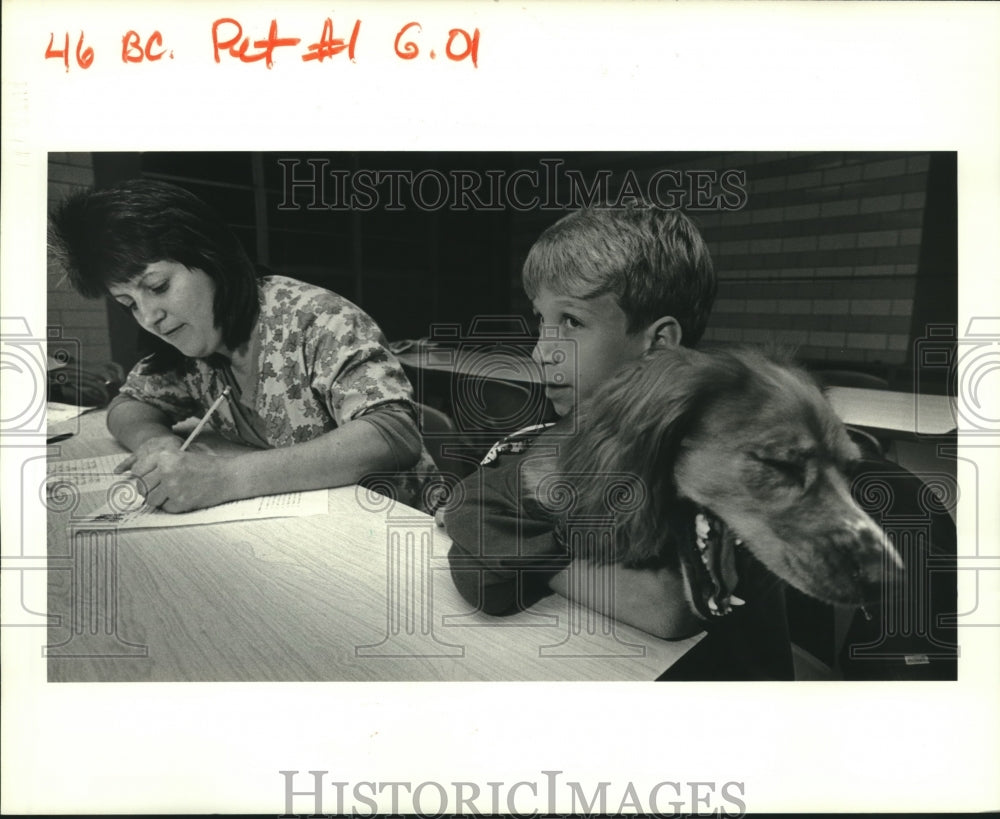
[847,526,904,600]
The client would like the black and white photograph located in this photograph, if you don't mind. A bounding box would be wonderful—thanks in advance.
[41,149,959,686]
[3,2,998,816]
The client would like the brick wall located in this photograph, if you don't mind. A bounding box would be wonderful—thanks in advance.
[695,152,927,367]
[508,151,935,375]
[47,153,111,364]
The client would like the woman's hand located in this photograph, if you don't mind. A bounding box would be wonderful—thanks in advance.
[114,434,182,474]
[115,434,214,475]
[127,449,236,513]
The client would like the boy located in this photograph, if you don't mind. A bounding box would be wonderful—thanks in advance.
[444,204,794,678]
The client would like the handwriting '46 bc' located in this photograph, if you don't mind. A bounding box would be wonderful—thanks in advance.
[46,29,171,70]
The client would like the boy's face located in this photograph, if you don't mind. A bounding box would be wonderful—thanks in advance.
[531,286,652,417]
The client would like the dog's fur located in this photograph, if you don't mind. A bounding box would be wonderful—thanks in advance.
[525,346,901,620]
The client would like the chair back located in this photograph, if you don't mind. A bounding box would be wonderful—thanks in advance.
[451,376,550,437]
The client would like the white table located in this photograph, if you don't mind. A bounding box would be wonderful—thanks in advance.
[44,412,703,682]
[824,386,956,436]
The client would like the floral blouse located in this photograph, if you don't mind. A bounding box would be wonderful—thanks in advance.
[118,275,439,512]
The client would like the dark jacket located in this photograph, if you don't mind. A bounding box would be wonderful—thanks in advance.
[443,425,795,680]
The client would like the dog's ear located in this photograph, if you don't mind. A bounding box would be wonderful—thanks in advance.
[561,349,707,474]
[558,348,742,564]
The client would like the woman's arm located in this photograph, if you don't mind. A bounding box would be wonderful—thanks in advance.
[107,394,184,458]
[127,407,417,513]
[228,412,409,497]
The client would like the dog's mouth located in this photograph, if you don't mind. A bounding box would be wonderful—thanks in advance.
[681,506,745,619]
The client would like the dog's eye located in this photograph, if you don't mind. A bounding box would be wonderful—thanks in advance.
[750,454,808,487]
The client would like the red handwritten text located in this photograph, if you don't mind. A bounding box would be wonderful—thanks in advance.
[302,18,361,62]
[212,18,301,68]
[46,19,481,71]
[394,22,421,60]
[394,22,479,66]
[445,28,479,67]
[122,30,168,63]
[46,32,94,72]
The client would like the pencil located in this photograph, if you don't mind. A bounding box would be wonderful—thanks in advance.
[179,386,231,452]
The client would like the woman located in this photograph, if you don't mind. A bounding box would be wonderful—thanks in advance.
[51,179,440,513]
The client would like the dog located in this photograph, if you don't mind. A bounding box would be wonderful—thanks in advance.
[524,346,902,622]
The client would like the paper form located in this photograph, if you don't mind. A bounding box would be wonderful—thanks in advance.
[46,402,96,425]
[86,489,330,529]
[47,454,329,528]
[47,453,130,493]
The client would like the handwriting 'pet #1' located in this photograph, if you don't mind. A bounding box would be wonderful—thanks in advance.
[526,347,901,621]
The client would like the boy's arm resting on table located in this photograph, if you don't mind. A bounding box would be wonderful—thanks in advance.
[448,529,567,615]
[447,502,701,639]
[442,440,714,642]
[444,463,571,615]
[443,453,700,636]
[548,560,704,640]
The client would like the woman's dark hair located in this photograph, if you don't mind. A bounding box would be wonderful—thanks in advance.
[49,179,261,371]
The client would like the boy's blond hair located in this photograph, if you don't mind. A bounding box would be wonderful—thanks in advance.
[522,205,716,346]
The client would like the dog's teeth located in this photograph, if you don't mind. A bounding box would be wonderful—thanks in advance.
[696,537,707,552]
[729,595,746,606]
[695,514,710,538]
[734,538,743,546]
[707,596,718,612]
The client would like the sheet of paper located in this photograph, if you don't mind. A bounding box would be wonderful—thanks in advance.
[86,488,329,529]
[47,454,329,527]
[46,453,130,494]
[46,401,96,425]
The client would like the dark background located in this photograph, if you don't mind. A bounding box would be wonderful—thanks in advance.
[48,150,957,394]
